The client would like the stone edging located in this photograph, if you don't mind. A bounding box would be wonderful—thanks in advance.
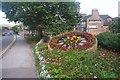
[34,42,51,78]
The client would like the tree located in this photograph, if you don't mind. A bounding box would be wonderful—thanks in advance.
[108,18,120,33]
[11,25,22,34]
[2,2,81,40]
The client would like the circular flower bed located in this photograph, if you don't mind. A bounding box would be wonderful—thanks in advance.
[49,32,97,51]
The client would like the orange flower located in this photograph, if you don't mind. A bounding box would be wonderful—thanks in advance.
[65,60,68,62]
[52,62,56,65]
[78,58,80,60]
[55,57,59,60]
[46,62,50,64]
[41,62,46,65]
[65,56,68,59]
[78,74,82,77]
[49,70,53,73]
[67,36,70,40]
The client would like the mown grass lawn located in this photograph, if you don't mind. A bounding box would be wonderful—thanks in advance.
[35,43,120,78]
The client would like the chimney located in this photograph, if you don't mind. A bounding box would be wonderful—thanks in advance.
[92,9,99,16]
[82,13,87,18]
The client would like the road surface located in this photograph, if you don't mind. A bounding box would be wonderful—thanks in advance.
[0,30,14,52]
[2,34,14,51]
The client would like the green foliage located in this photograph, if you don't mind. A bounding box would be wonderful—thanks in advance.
[11,26,18,32]
[11,25,22,34]
[42,34,49,43]
[37,43,48,51]
[2,2,82,39]
[108,18,120,33]
[36,45,120,78]
[97,32,120,52]
[25,34,39,43]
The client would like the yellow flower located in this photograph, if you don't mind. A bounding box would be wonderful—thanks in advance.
[67,36,70,40]
[77,36,81,40]
[70,42,73,44]
[73,36,77,38]
[64,39,67,42]
[76,39,78,43]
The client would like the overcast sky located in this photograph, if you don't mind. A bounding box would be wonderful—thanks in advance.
[0,10,18,25]
[79,0,119,17]
[0,0,119,24]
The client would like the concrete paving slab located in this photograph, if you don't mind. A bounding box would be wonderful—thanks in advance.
[2,35,38,78]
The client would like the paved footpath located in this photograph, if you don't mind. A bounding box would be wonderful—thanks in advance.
[1,34,38,78]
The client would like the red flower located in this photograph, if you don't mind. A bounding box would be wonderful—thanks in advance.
[62,46,67,51]
[72,32,77,35]
[57,45,62,49]
[70,37,74,42]
[84,42,90,46]
[50,42,56,48]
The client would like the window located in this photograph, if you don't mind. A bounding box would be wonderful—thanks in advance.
[89,20,101,23]
[88,25,97,28]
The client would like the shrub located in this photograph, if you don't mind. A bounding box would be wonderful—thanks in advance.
[43,34,50,43]
[97,32,120,52]
[32,35,39,42]
[25,34,39,43]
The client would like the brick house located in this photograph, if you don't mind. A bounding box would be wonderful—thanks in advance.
[77,9,112,35]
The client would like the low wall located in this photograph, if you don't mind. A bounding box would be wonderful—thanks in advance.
[48,38,98,52]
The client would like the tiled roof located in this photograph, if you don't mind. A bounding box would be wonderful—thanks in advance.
[83,15,91,20]
[83,15,111,20]
[100,15,112,23]
[83,15,112,25]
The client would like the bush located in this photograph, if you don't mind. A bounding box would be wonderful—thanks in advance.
[43,34,50,43]
[97,32,120,52]
[25,34,39,43]
[32,35,39,42]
